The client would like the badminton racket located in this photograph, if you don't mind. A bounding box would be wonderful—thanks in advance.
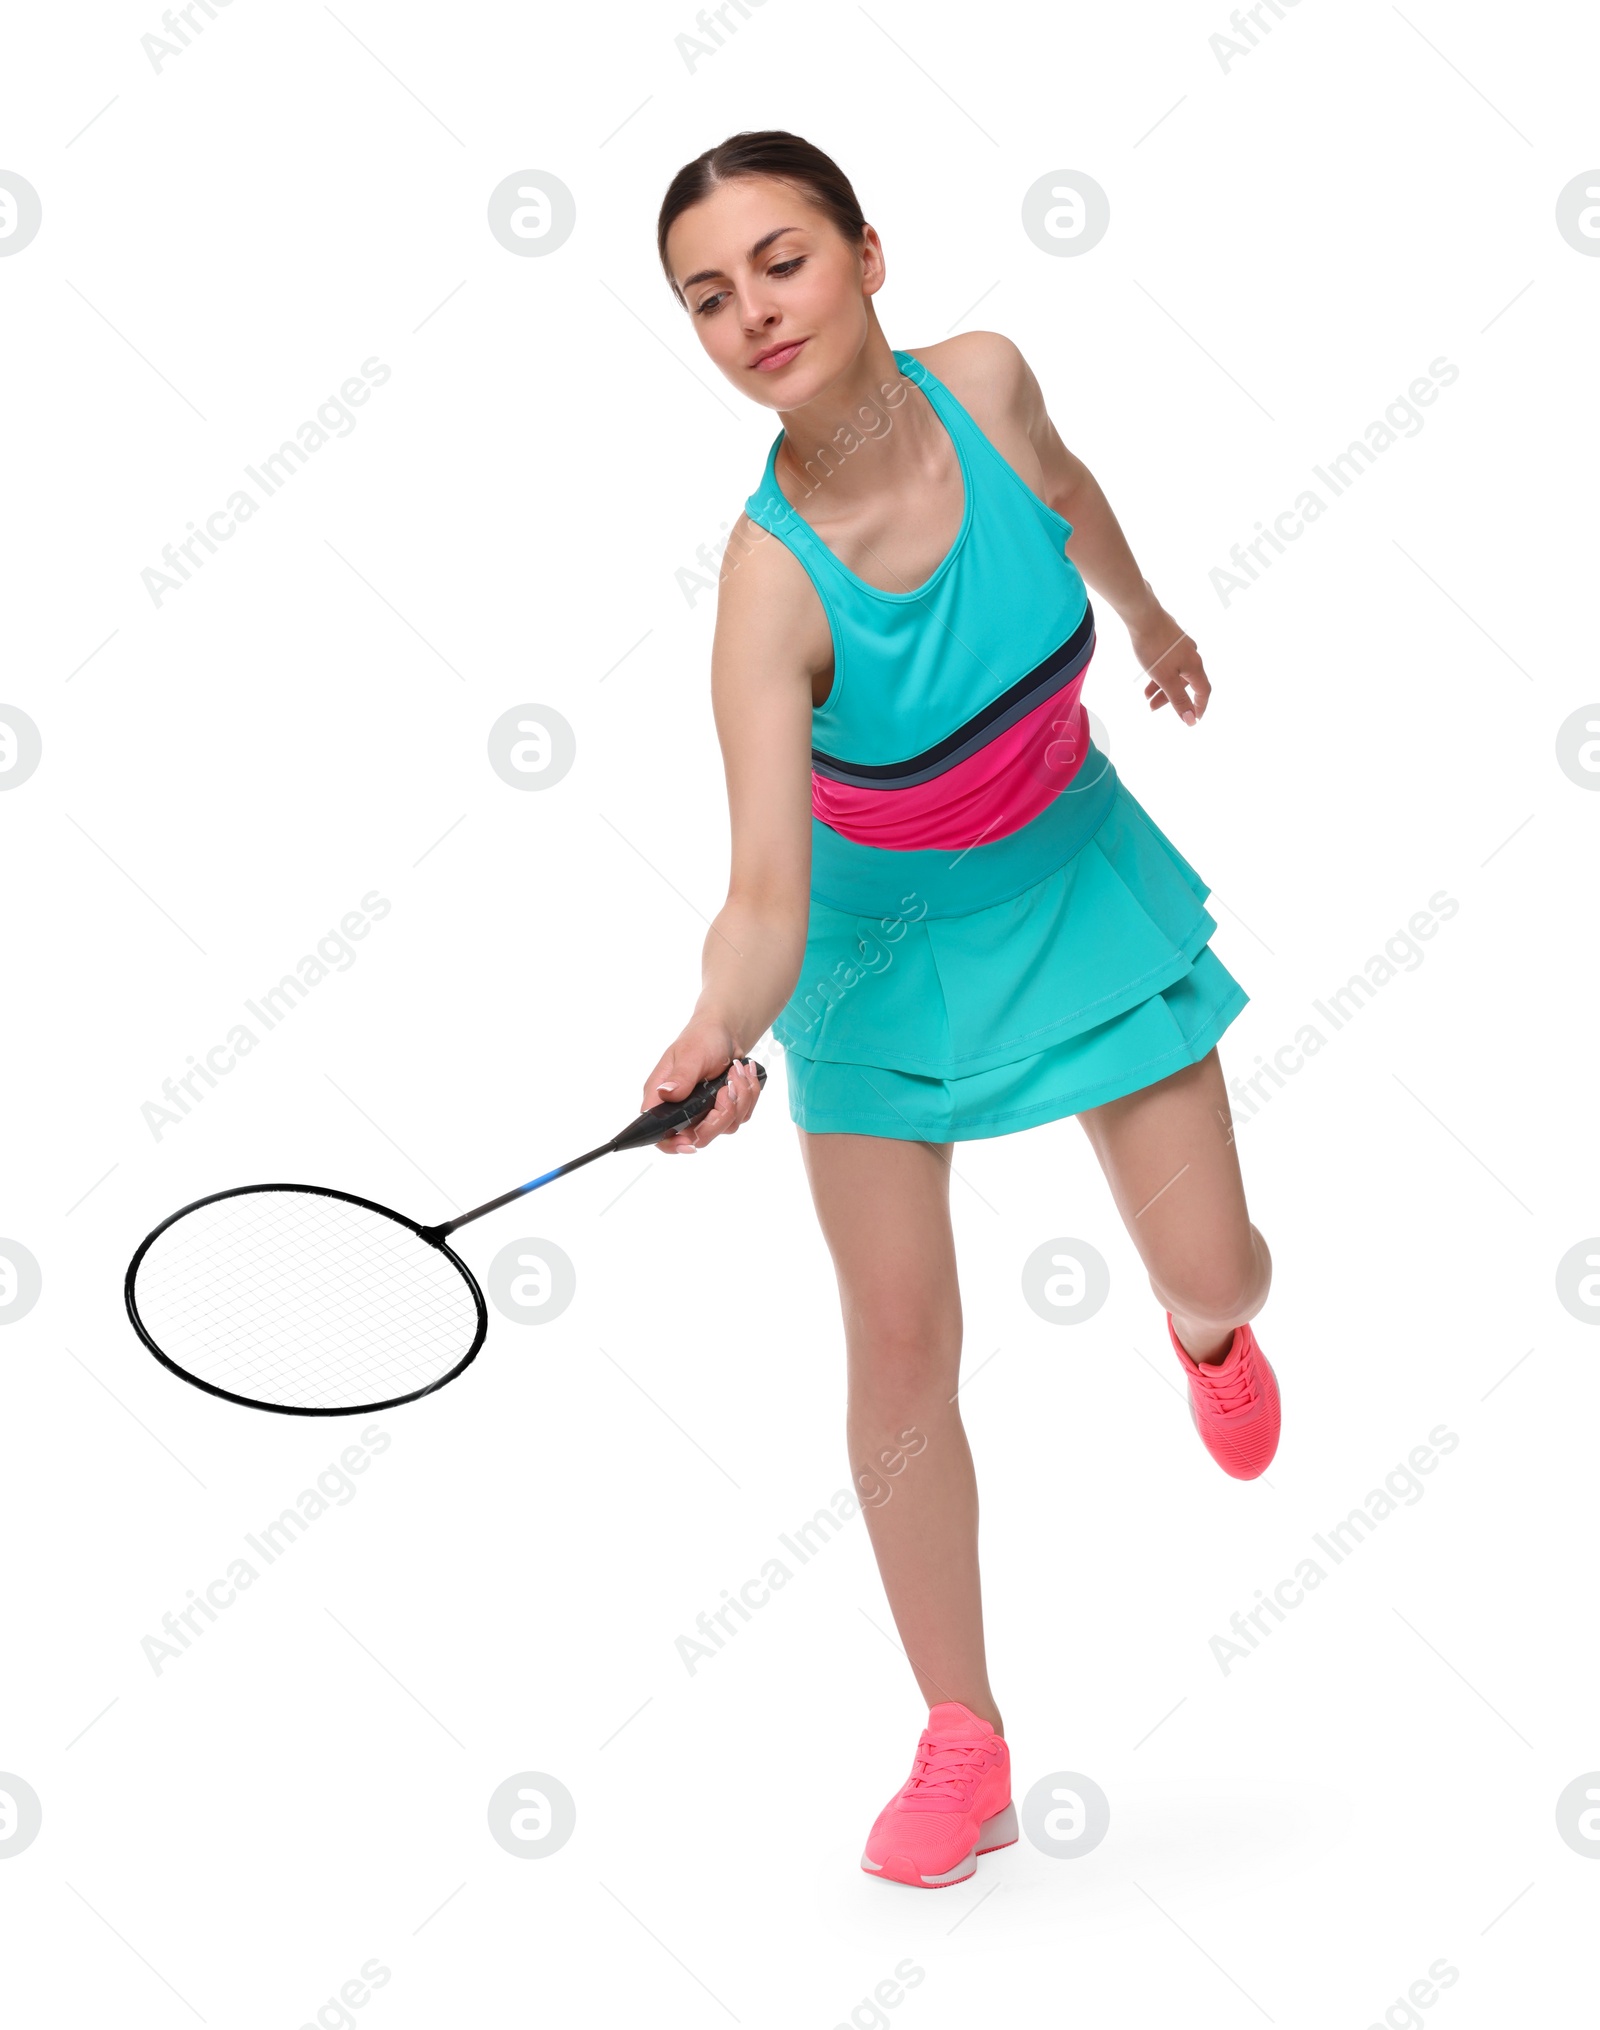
[125,1057,766,1417]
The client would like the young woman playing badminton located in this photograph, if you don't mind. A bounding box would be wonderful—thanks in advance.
[644,131,1278,1890]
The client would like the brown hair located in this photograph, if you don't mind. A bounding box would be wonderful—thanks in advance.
[656,129,867,305]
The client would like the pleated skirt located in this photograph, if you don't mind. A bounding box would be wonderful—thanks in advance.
[772,744,1248,1142]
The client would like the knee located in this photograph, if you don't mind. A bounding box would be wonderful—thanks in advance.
[844,1304,961,1419]
[1154,1222,1272,1328]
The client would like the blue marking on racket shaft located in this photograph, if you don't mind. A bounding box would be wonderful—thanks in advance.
[423,1146,606,1243]
[422,1063,764,1246]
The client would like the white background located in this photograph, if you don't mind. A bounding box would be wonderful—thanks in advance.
[2,0,1597,2023]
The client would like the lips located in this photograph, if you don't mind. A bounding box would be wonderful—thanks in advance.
[751,338,808,372]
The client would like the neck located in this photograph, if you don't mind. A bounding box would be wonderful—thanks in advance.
[771,327,937,513]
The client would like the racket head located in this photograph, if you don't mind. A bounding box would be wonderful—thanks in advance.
[125,1182,488,1416]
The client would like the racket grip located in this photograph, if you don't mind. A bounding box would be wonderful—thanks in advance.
[610,1057,767,1152]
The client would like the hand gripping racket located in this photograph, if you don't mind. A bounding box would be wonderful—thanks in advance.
[125,1058,766,1417]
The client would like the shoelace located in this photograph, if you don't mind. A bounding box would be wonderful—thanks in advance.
[1190,1336,1257,1415]
[904,1735,987,1803]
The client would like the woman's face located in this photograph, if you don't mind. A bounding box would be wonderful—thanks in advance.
[664,176,882,408]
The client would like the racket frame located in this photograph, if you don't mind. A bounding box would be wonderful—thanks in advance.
[124,1181,489,1417]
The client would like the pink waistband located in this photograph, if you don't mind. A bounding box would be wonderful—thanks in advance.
[810,670,1092,852]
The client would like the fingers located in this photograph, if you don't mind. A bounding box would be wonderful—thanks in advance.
[661,1056,763,1156]
[1144,649,1210,724]
[648,1044,718,1149]
[648,1051,701,1152]
[642,1052,681,1116]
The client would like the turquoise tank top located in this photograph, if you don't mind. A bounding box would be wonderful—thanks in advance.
[742,349,1105,919]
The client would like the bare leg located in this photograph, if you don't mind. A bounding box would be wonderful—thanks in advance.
[796,1127,1003,1734]
[1076,1047,1272,1360]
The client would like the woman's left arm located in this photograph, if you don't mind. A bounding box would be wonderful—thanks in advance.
[1009,342,1211,727]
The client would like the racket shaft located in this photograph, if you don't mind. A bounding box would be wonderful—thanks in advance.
[425,1059,765,1239]
[426,1153,600,1240]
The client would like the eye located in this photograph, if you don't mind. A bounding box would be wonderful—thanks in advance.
[693,256,807,315]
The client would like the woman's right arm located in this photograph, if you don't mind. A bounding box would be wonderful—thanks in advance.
[640,512,824,1153]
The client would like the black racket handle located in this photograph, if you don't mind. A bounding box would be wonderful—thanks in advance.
[609,1057,767,1152]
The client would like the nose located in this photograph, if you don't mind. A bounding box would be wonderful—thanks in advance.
[735,279,784,334]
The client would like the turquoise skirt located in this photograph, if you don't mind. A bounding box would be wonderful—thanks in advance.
[772,745,1248,1142]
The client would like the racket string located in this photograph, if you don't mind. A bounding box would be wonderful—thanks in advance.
[131,1191,482,1410]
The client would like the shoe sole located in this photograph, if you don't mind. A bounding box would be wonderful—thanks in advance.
[862,1802,1018,1887]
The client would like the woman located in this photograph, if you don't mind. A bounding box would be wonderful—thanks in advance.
[644,131,1277,1889]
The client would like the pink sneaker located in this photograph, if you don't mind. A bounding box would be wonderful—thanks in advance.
[861,1701,1016,1888]
[1168,1313,1281,1479]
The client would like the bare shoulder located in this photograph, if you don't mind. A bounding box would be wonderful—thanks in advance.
[907,330,1039,435]
[906,331,1064,505]
[713,509,832,682]
[716,508,813,623]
